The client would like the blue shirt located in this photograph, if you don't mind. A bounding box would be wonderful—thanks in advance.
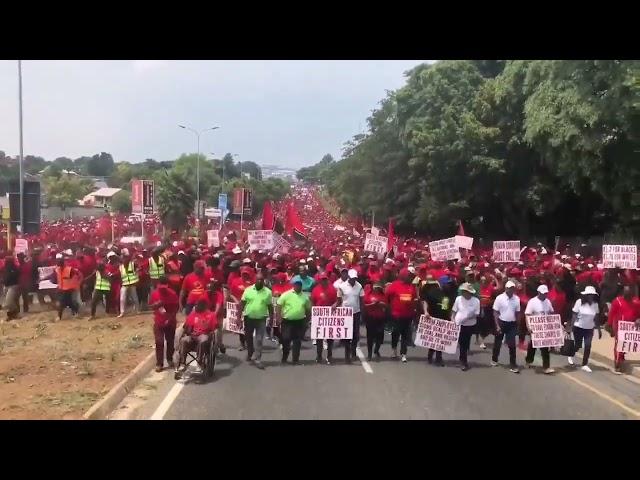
[290,274,315,293]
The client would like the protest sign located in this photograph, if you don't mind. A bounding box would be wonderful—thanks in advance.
[14,239,28,255]
[204,208,222,218]
[429,237,461,261]
[414,315,460,354]
[616,321,640,359]
[248,230,274,251]
[602,245,637,270]
[272,233,291,254]
[206,230,220,248]
[224,301,244,334]
[371,227,380,236]
[38,266,57,290]
[311,306,353,340]
[455,235,474,250]
[527,314,564,348]
[364,233,388,255]
[493,240,521,263]
[333,225,346,231]
[120,236,143,245]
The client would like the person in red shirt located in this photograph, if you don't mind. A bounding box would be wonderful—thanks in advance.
[105,252,121,314]
[16,252,34,314]
[148,276,180,372]
[270,272,292,345]
[547,276,568,325]
[229,267,254,351]
[176,299,218,374]
[607,285,640,374]
[363,282,388,361]
[310,273,338,364]
[477,275,497,349]
[79,248,97,303]
[136,250,151,310]
[385,268,419,362]
[180,260,211,314]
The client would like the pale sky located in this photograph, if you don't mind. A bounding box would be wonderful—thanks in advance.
[0,60,432,169]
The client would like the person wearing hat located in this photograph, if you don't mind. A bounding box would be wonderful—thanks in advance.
[419,274,449,366]
[148,276,180,372]
[118,252,140,318]
[310,273,338,364]
[89,262,112,319]
[452,283,480,371]
[566,285,601,372]
[178,250,193,277]
[386,268,419,363]
[333,267,350,290]
[50,253,82,322]
[491,280,521,373]
[524,284,555,374]
[335,268,365,363]
[363,282,388,361]
[290,265,316,298]
[269,272,292,345]
[277,279,311,364]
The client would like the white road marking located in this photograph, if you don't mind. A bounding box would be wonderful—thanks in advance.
[355,347,373,374]
[150,381,184,420]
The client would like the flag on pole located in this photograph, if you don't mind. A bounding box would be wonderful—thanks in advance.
[387,217,396,252]
[261,200,275,230]
[457,220,465,237]
[285,201,307,239]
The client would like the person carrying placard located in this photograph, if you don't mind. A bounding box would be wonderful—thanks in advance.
[524,285,555,374]
[606,285,640,374]
[335,269,365,363]
[420,275,448,366]
[310,273,338,364]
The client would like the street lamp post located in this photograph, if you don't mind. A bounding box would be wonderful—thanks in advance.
[179,125,219,219]
[18,60,24,234]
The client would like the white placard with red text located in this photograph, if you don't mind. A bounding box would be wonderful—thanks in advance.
[272,233,291,254]
[248,230,274,251]
[206,230,220,248]
[14,239,28,255]
[311,306,353,340]
[429,237,461,261]
[616,321,640,359]
[455,235,474,250]
[224,301,244,334]
[527,314,564,348]
[364,233,388,255]
[493,240,521,263]
[414,315,460,354]
[602,245,637,270]
[38,266,57,290]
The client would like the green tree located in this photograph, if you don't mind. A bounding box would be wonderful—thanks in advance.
[156,169,196,231]
[110,190,132,213]
[45,176,92,212]
[87,152,115,177]
[53,156,74,171]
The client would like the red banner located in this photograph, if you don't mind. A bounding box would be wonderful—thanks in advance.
[131,179,142,214]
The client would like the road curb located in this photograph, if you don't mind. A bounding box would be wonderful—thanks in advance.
[83,350,156,420]
[572,350,640,379]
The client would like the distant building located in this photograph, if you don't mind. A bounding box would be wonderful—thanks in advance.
[81,187,122,207]
[261,164,297,180]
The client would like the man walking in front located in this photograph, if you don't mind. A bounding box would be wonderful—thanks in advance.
[118,252,140,318]
[277,279,311,365]
[525,284,556,374]
[241,273,273,370]
[491,280,521,373]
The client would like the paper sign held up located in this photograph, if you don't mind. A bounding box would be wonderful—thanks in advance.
[602,245,637,270]
[493,240,521,263]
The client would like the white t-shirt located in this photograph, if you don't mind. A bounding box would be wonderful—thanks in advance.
[493,292,520,322]
[572,299,599,330]
[525,296,554,315]
[333,278,347,289]
[452,295,481,326]
[337,281,364,314]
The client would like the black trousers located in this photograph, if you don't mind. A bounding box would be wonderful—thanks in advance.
[458,324,475,366]
[281,320,307,362]
[57,290,79,318]
[316,339,333,360]
[391,316,413,355]
[344,312,362,360]
[90,290,110,316]
[427,349,443,363]
[573,326,594,365]
[525,341,550,369]
[365,318,385,357]
[492,320,518,368]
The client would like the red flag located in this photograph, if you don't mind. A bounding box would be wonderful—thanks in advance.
[457,220,465,237]
[285,201,307,238]
[262,200,275,230]
[387,217,396,252]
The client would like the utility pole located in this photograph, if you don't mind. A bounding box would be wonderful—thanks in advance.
[18,60,25,234]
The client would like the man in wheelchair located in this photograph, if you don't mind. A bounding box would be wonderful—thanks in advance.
[175,299,219,377]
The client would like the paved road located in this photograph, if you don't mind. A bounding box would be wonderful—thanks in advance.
[120,327,640,420]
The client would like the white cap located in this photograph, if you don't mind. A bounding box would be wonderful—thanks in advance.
[178,250,185,255]
[172,241,179,247]
[581,285,598,296]
[273,253,280,259]
[587,263,594,269]
[307,257,313,262]
[213,253,220,259]
[464,266,472,272]
[232,246,242,254]
[563,263,572,269]
[243,258,252,264]
[505,280,516,289]
[367,254,375,259]
[121,248,129,256]
[541,247,547,254]
[156,241,162,247]
[258,250,263,254]
[299,259,306,264]
[55,253,63,259]
[106,251,116,258]
[537,284,549,294]
[385,258,394,264]
[574,253,581,258]
[347,269,358,279]
[64,249,73,256]
[561,255,568,259]
[596,263,604,270]
[408,266,416,274]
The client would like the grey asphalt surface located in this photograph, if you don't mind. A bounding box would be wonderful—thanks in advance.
[131,327,640,420]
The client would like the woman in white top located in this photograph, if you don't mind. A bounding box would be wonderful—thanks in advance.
[452,283,481,372]
[567,285,601,372]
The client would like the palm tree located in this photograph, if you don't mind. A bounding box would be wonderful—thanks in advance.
[156,170,195,232]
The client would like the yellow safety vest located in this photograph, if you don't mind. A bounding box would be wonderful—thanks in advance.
[120,262,139,286]
[149,256,165,280]
[95,271,111,291]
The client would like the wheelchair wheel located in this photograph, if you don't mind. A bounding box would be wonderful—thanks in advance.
[204,339,217,379]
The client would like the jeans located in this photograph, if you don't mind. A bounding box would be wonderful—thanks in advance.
[572,326,594,365]
[492,320,518,368]
[365,318,385,357]
[525,341,550,369]
[90,290,110,317]
[391,316,412,355]
[153,322,176,367]
[458,324,475,366]
[120,285,139,314]
[281,320,307,363]
[244,317,267,361]
[57,290,79,319]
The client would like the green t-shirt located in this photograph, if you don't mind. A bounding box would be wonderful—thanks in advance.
[241,285,273,319]
[277,289,310,321]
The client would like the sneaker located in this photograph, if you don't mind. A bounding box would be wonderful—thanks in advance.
[255,361,265,370]
[312,340,317,346]
[292,360,300,366]
[155,366,163,373]
[238,346,245,352]
[323,341,328,351]
[246,354,252,362]
[316,357,322,364]
[117,313,124,318]
[461,365,469,372]
[490,360,499,367]
[568,357,574,366]
[479,343,487,350]
[510,367,520,374]
[401,355,408,363]
[427,356,433,364]
[580,365,592,373]
[326,358,332,365]
[543,367,556,375]
[219,345,227,354]
[391,348,398,359]
[374,352,381,362]
[526,362,535,369]
[271,337,278,344]
[613,368,623,375]
[279,344,283,350]
[435,360,445,367]
[367,355,372,362]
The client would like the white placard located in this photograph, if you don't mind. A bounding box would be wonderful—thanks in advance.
[371,227,380,236]
[311,306,353,340]
[527,314,564,348]
[204,208,222,218]
[120,236,144,245]
[429,237,461,261]
[455,235,474,250]
[333,225,346,231]
[38,266,57,290]
[206,230,220,248]
[616,321,640,359]
[14,239,28,255]
[223,301,244,334]
[493,240,521,263]
[248,230,275,251]
[272,233,291,254]
[414,315,460,354]
[602,245,637,270]
[364,233,388,255]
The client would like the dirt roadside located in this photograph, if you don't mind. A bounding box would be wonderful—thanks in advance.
[0,306,156,420]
